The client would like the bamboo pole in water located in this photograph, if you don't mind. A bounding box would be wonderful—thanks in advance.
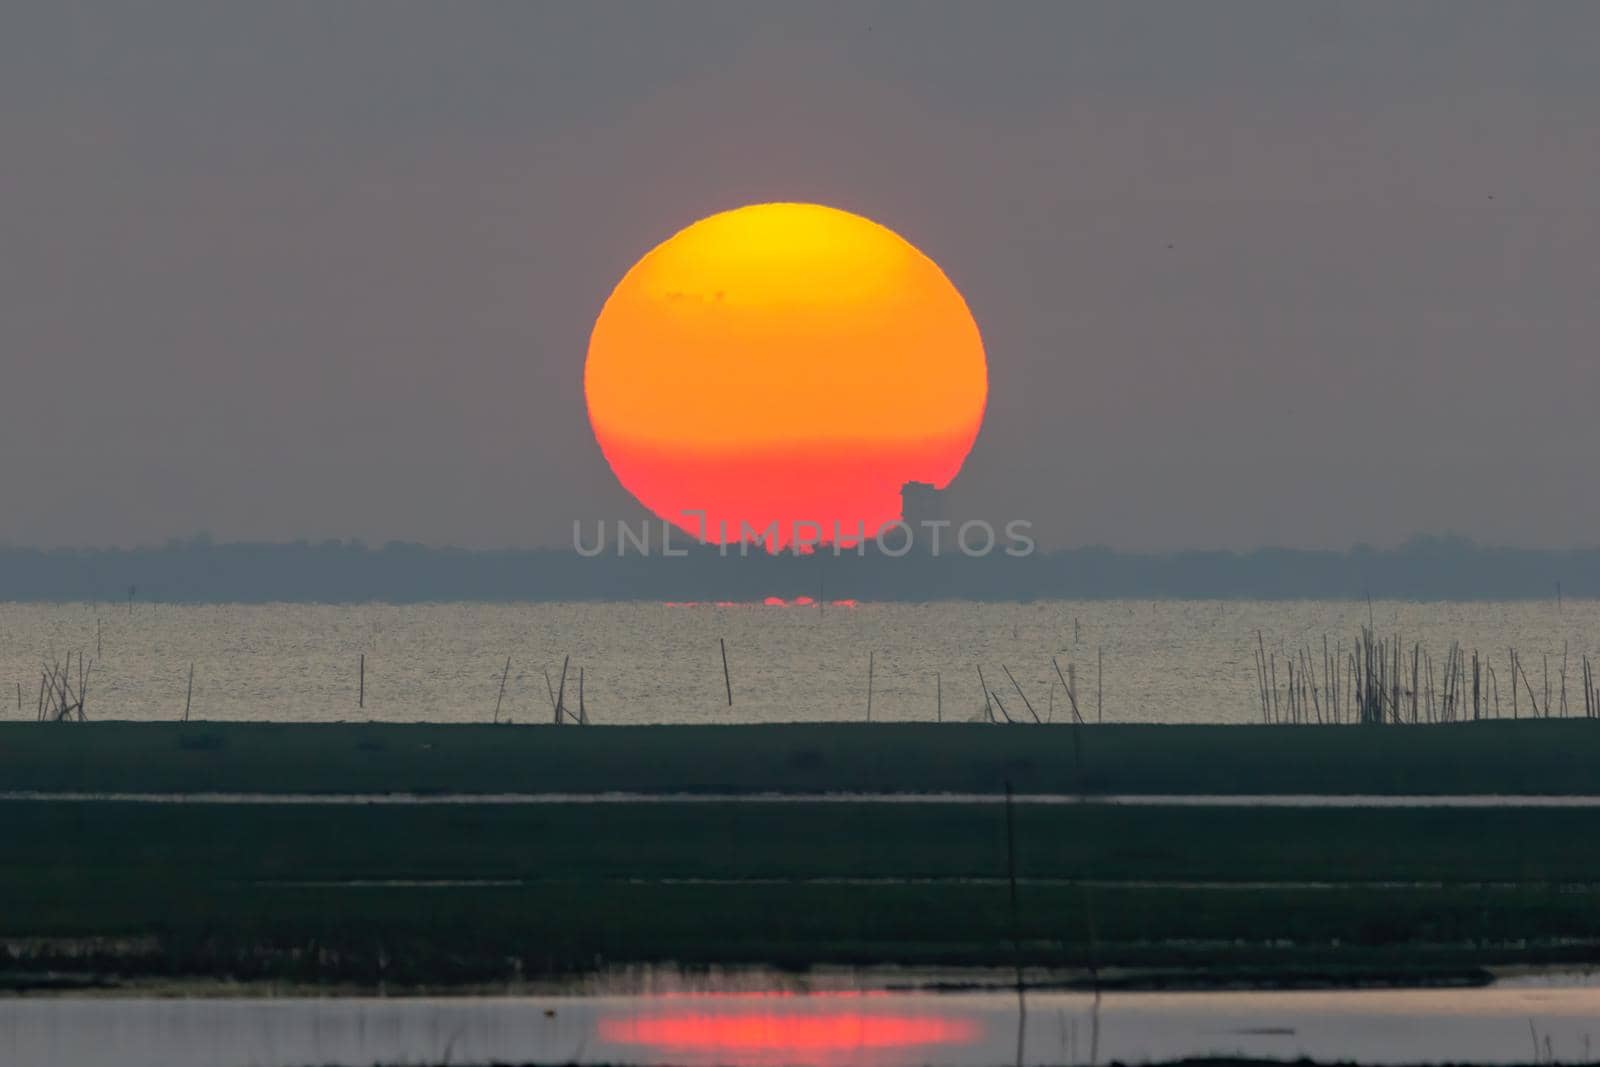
[1001,664,1040,724]
[1472,650,1480,721]
[1561,643,1569,718]
[1392,638,1401,725]
[1068,662,1078,724]
[1580,655,1593,723]
[1052,657,1083,725]
[866,651,874,722]
[1517,654,1542,719]
[1586,656,1592,719]
[1254,632,1269,724]
[1347,651,1355,723]
[1583,656,1591,719]
[989,688,1016,724]
[1253,642,1265,723]
[493,656,510,724]
[1413,644,1421,723]
[555,656,569,724]
[720,638,732,707]
[1544,655,1551,719]
[1270,653,1279,724]
[1308,646,1322,724]
[1287,659,1297,724]
[1581,652,1589,720]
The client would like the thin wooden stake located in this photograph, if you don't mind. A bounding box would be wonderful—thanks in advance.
[494,656,510,723]
[359,653,365,709]
[555,655,569,724]
[1001,664,1041,723]
[1097,647,1103,723]
[1561,643,1569,718]
[1511,649,1519,719]
[980,665,1014,723]
[1517,654,1542,718]
[866,651,875,722]
[1051,657,1084,725]
[184,662,194,722]
[720,638,733,707]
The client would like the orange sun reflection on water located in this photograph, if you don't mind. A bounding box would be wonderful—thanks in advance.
[596,995,982,1067]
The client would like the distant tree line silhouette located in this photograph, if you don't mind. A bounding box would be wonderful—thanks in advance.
[0,533,1593,602]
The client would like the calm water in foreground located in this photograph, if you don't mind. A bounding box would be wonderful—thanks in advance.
[4,984,1599,1067]
[2,599,1595,724]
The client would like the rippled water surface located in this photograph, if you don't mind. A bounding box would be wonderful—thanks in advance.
[3,599,1595,724]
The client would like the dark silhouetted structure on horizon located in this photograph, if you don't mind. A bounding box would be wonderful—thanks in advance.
[900,480,949,552]
[900,481,945,529]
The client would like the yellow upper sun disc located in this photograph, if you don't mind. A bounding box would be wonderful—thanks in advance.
[585,202,988,545]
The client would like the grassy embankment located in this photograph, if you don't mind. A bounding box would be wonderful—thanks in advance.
[5,797,1600,989]
[3,720,1599,991]
[3,719,1600,795]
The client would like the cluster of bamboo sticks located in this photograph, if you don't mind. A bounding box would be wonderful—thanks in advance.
[342,653,590,725]
[974,653,1102,724]
[37,651,92,722]
[1253,628,1600,724]
[539,656,588,725]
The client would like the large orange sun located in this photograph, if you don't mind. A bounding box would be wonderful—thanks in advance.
[585,202,987,550]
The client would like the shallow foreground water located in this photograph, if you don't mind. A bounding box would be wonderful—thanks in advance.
[4,985,1599,1067]
[3,599,1594,724]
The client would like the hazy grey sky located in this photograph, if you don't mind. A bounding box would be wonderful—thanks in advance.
[3,2,1597,551]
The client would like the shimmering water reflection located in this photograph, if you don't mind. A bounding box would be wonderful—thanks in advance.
[4,986,1600,1067]
[3,599,1596,724]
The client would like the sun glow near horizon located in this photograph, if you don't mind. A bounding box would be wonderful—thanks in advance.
[585,202,987,550]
